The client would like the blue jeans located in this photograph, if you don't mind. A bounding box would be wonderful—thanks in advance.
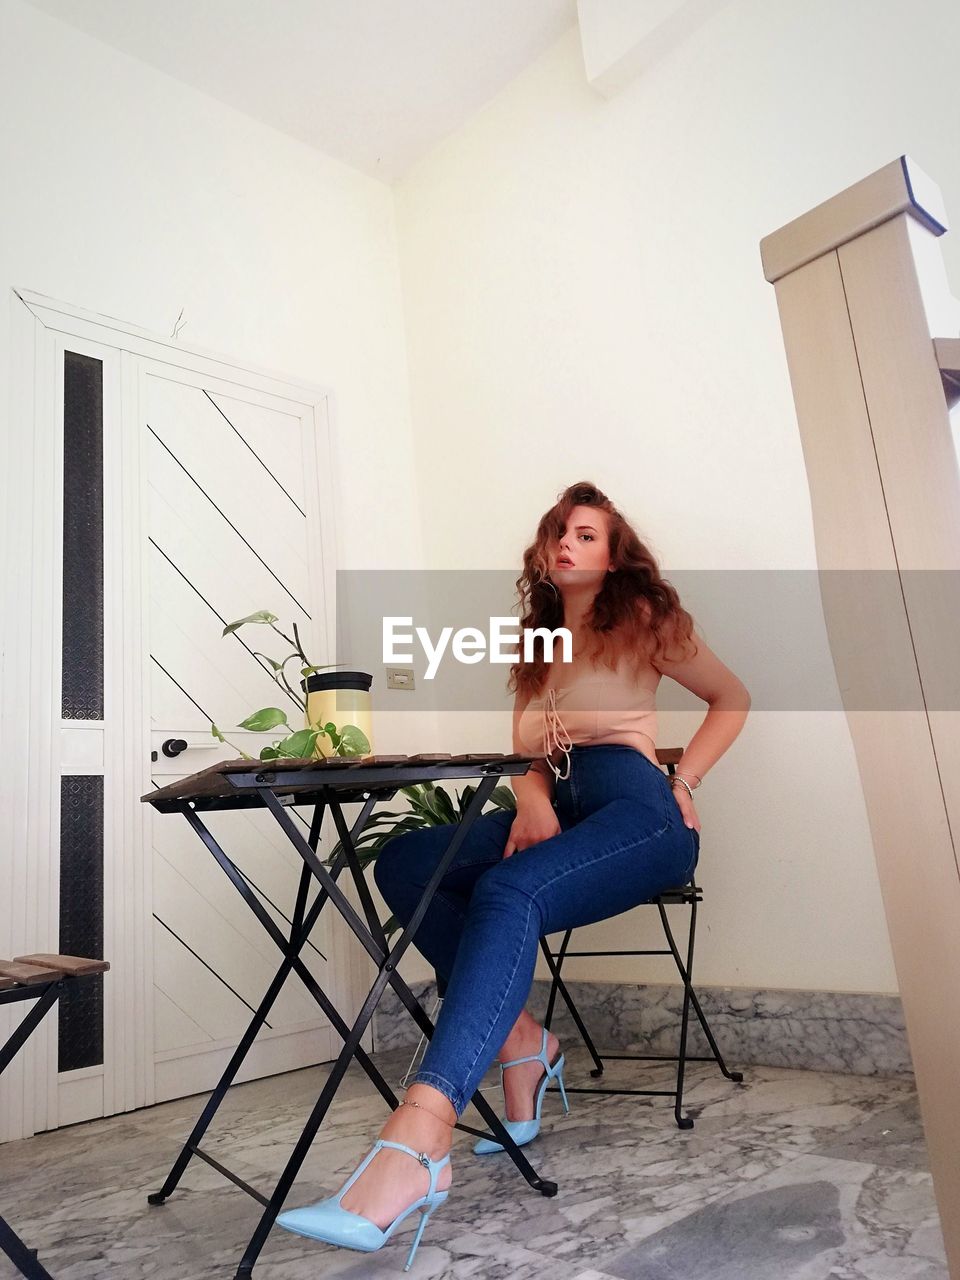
[373,744,700,1116]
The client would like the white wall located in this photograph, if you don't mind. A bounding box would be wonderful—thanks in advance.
[0,0,421,576]
[393,0,960,994]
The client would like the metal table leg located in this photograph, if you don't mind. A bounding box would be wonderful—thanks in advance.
[148,772,557,1279]
[233,775,556,1278]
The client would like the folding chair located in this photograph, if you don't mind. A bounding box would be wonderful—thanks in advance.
[539,751,743,1128]
[0,953,110,1279]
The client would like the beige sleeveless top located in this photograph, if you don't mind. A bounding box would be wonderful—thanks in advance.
[517,658,661,782]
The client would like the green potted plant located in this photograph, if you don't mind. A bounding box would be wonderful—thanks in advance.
[210,610,372,760]
[212,610,518,943]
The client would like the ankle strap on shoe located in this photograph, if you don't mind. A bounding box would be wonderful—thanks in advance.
[499,1026,550,1070]
[377,1138,450,1198]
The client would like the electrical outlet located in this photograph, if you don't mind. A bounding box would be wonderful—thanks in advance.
[386,667,416,691]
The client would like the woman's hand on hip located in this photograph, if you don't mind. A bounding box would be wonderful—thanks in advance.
[503,803,561,858]
[670,785,701,833]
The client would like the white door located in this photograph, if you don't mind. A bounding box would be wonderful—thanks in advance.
[141,364,341,1102]
[1,291,363,1139]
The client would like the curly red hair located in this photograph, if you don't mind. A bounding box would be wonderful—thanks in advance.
[509,481,698,698]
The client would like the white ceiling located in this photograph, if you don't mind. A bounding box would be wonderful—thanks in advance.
[24,0,579,182]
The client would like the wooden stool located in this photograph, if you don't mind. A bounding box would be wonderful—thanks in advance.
[0,954,110,1280]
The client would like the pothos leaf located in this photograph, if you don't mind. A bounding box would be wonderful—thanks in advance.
[237,707,289,732]
[222,610,279,637]
[337,725,370,756]
[273,729,319,758]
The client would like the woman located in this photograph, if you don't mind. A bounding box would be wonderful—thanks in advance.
[277,480,751,1268]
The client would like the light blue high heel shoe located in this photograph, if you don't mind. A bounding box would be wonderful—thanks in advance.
[473,1027,570,1155]
[276,1138,450,1272]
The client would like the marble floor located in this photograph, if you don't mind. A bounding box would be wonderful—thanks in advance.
[0,1046,948,1280]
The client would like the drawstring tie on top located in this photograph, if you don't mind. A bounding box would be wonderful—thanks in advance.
[542,686,573,781]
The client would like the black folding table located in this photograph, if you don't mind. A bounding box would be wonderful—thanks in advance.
[142,752,560,1278]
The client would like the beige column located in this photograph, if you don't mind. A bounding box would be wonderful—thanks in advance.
[762,156,960,1276]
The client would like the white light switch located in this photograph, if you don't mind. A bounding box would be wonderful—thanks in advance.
[386,667,416,690]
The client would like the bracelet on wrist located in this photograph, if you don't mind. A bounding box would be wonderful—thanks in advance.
[670,771,702,803]
[672,771,701,788]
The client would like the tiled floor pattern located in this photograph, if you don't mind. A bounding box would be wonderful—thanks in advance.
[0,1046,947,1279]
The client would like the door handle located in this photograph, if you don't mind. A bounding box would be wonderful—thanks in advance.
[156,738,221,761]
